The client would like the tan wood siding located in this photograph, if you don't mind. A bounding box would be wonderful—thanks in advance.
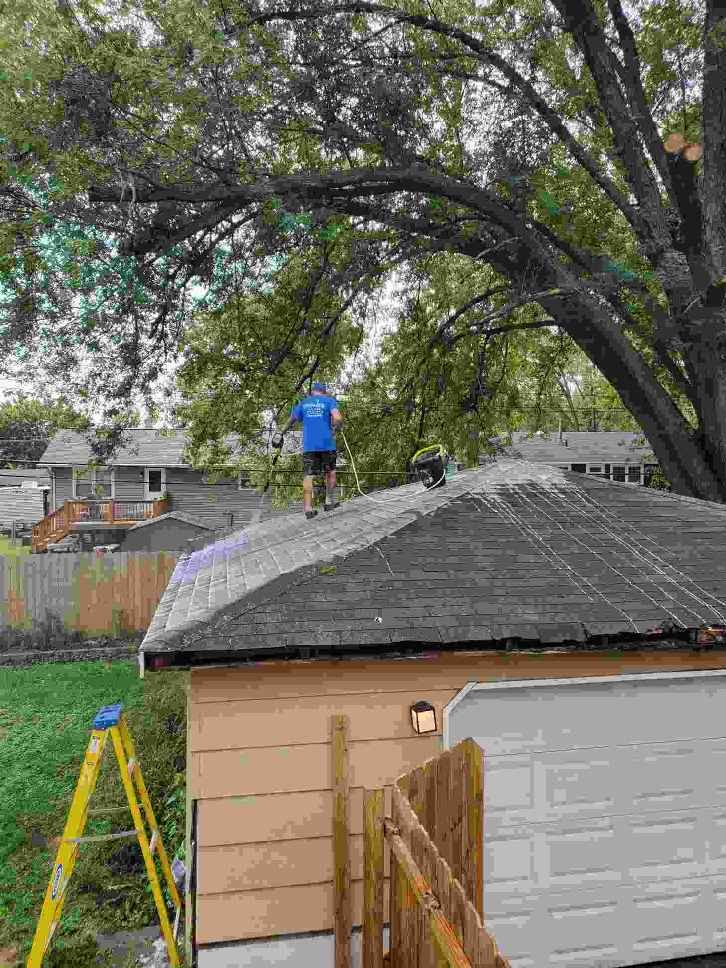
[197,787,393,847]
[192,736,442,800]
[198,833,391,894]
[191,648,726,945]
[196,880,391,944]
[190,690,457,751]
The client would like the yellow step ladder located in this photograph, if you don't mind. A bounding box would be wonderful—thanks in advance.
[27,703,183,968]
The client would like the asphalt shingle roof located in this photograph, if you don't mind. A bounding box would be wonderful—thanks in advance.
[140,459,726,663]
[38,428,304,467]
[499,431,654,464]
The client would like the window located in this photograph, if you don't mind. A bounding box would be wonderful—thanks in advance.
[627,465,642,484]
[588,465,602,474]
[571,464,586,473]
[73,466,113,499]
[604,464,611,476]
[611,465,626,482]
[237,469,250,489]
[557,465,568,470]
[148,469,163,493]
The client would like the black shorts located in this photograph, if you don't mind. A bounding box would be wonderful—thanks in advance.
[302,450,337,476]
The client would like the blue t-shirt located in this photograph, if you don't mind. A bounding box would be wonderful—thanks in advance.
[291,394,339,452]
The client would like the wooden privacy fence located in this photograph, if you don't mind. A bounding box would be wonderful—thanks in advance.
[357,738,509,968]
[0,550,179,635]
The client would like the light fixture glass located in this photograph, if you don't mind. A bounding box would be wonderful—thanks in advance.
[410,700,437,734]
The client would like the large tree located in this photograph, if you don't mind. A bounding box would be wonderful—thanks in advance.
[1,0,725,498]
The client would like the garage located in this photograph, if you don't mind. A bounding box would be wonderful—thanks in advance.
[445,670,726,968]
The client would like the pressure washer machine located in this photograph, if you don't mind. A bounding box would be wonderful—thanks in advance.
[410,444,448,490]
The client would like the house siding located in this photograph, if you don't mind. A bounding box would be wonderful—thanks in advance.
[50,465,275,526]
[189,647,726,953]
[48,465,271,527]
[158,467,273,526]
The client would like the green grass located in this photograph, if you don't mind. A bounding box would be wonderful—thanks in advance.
[0,536,31,559]
[0,659,188,967]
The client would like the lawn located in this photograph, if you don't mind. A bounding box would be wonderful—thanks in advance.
[0,659,188,967]
[0,536,31,559]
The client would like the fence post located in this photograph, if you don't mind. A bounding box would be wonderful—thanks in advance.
[363,788,384,968]
[464,740,484,921]
[332,714,351,968]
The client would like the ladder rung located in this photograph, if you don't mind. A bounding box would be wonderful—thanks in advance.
[87,806,130,816]
[127,758,136,776]
[63,829,138,844]
[173,904,181,941]
[149,830,158,854]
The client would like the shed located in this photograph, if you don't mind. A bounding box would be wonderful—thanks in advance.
[139,458,726,968]
[121,511,225,554]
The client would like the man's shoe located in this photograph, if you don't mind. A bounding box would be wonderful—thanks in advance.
[324,501,340,511]
[305,510,318,519]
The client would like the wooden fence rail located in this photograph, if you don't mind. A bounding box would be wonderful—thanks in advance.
[0,551,179,634]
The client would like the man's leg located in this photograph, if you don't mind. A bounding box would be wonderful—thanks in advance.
[325,467,336,502]
[302,475,314,513]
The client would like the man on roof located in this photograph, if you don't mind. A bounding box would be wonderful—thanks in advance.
[272,382,343,519]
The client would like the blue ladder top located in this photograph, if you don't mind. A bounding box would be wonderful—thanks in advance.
[92,704,124,730]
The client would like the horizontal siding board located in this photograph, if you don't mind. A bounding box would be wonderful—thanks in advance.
[189,650,726,704]
[196,879,390,943]
[192,736,441,799]
[197,832,391,893]
[197,787,394,847]
[190,689,456,752]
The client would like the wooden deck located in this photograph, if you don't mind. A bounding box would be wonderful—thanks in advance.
[31,498,170,553]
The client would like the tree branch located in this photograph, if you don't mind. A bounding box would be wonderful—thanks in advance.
[550,0,671,257]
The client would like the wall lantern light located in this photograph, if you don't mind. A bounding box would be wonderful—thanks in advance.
[410,700,437,735]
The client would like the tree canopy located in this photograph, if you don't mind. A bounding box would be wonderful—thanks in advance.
[1,0,724,498]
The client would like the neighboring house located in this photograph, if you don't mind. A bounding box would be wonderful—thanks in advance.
[492,430,659,484]
[33,428,305,552]
[139,458,726,968]
[0,485,48,531]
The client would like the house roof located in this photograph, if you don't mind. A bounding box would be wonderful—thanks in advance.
[0,486,46,527]
[139,458,726,667]
[36,428,304,468]
[126,511,224,533]
[496,431,654,464]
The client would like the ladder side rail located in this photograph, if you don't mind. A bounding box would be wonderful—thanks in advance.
[108,724,181,968]
[26,729,109,968]
[118,715,182,913]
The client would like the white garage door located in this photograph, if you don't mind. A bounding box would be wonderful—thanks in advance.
[445,671,726,968]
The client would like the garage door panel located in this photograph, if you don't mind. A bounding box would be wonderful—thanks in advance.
[454,679,726,755]
[487,885,634,968]
[627,812,705,883]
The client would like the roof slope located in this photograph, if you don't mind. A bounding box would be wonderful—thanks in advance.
[37,428,304,467]
[140,459,726,662]
[0,487,46,527]
[126,510,224,532]
[499,431,653,464]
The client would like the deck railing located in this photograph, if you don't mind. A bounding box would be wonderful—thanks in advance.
[31,498,170,552]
